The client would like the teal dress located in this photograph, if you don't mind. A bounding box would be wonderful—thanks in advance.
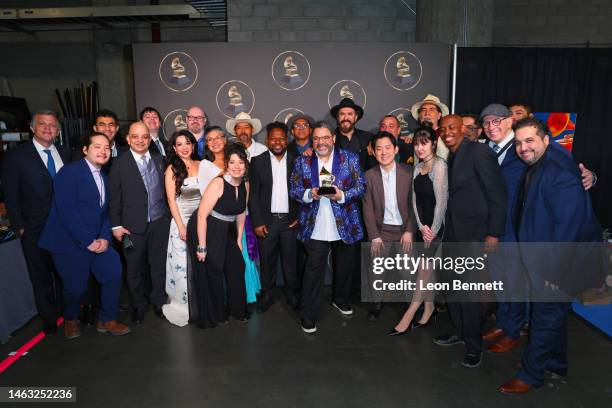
[242,215,261,303]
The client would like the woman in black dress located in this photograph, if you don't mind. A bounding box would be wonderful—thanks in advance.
[389,126,448,335]
[187,143,250,328]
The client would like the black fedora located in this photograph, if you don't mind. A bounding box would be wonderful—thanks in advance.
[330,98,364,121]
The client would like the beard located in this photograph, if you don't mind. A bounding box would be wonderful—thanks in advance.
[339,120,355,133]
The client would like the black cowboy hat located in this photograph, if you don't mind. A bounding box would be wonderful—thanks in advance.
[330,97,364,121]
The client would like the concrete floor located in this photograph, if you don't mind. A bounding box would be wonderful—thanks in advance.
[1,295,610,408]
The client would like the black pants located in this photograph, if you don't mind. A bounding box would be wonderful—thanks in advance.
[20,231,61,324]
[257,215,299,303]
[123,216,170,311]
[299,239,356,320]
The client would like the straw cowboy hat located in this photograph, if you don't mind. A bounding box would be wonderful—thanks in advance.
[225,112,262,136]
[410,94,450,120]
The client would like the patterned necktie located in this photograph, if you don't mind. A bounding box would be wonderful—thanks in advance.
[43,149,56,178]
[492,143,501,153]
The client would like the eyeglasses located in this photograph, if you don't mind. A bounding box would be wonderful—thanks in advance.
[186,115,206,122]
[312,135,333,142]
[465,125,481,131]
[206,136,225,143]
[482,118,504,128]
[293,124,310,130]
[96,122,117,129]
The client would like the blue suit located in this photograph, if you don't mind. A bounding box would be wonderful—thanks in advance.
[515,145,602,386]
[39,159,122,322]
[487,140,528,339]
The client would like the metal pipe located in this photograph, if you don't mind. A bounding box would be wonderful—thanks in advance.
[451,43,458,114]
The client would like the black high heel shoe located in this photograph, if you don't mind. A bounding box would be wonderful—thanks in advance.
[411,309,438,329]
[387,326,410,336]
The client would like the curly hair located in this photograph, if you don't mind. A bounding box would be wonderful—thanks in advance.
[167,130,199,196]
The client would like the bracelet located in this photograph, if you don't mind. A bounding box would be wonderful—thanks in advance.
[196,245,207,253]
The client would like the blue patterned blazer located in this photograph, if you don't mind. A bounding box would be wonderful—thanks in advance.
[289,148,366,245]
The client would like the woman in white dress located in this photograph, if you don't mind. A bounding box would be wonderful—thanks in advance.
[163,130,201,326]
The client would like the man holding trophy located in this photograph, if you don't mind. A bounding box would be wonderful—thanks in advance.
[289,121,366,334]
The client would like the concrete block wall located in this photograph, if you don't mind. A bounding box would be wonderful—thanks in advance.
[228,0,417,42]
[492,0,612,47]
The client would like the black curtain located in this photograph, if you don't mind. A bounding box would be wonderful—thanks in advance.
[456,47,612,229]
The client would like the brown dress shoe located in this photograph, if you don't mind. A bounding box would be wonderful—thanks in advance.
[64,320,81,339]
[487,335,520,353]
[96,320,131,336]
[482,327,504,341]
[500,378,532,394]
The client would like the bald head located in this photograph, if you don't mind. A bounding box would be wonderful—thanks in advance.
[127,121,151,155]
[439,114,464,153]
[186,106,206,137]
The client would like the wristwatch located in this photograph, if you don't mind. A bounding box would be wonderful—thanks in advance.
[196,245,207,254]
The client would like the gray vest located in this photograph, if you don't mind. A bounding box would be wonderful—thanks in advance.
[139,155,166,222]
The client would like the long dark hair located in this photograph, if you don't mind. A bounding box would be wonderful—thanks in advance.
[167,130,199,196]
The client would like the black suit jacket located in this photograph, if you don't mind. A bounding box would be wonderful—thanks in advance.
[445,139,507,242]
[149,136,168,156]
[248,150,300,228]
[1,140,71,235]
[335,128,375,171]
[108,150,168,234]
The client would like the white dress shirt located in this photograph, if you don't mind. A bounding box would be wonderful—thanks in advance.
[489,131,515,165]
[33,138,64,172]
[130,148,152,166]
[270,152,289,213]
[246,141,268,161]
[302,150,344,242]
[85,158,105,206]
[380,163,403,226]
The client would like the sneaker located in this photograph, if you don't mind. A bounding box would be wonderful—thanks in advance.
[332,302,353,315]
[462,352,482,368]
[301,318,317,334]
[433,333,463,347]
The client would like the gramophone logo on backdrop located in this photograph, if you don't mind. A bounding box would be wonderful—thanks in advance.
[162,108,188,140]
[271,51,311,91]
[384,51,423,91]
[327,80,367,109]
[274,108,305,125]
[388,108,415,137]
[216,80,255,119]
[159,52,198,92]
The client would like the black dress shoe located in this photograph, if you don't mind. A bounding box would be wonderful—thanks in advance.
[433,333,463,347]
[154,305,164,318]
[367,309,380,322]
[131,309,145,324]
[256,300,271,314]
[43,321,58,336]
[462,352,482,368]
[387,327,408,336]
